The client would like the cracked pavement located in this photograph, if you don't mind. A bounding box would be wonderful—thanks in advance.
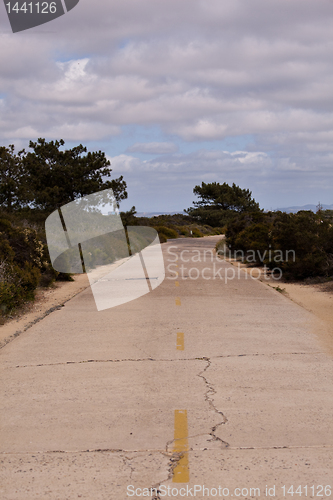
[0,236,332,499]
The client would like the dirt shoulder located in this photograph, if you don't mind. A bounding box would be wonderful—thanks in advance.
[0,274,90,349]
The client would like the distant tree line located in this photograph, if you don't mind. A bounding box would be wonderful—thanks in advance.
[186,181,333,280]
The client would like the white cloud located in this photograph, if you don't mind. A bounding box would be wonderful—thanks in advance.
[127,142,178,154]
[108,148,333,211]
[110,149,272,175]
[0,0,332,208]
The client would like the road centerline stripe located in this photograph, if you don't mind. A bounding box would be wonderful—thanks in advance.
[173,410,189,483]
[176,332,185,350]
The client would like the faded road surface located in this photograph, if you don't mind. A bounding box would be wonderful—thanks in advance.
[1,236,332,499]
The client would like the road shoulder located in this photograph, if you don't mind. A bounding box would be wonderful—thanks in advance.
[0,274,90,349]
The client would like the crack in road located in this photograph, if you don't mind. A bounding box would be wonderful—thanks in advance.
[198,357,230,448]
[148,451,184,500]
[1,444,332,456]
[121,454,136,481]
[11,351,321,369]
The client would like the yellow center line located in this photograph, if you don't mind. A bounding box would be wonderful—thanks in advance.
[173,410,189,483]
[175,281,180,287]
[176,332,184,350]
[175,297,181,306]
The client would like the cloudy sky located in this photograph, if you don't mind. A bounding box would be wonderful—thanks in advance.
[1,0,332,212]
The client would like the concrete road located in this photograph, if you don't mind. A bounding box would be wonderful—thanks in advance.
[0,236,332,499]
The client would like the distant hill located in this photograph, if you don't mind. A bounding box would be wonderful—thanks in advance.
[136,206,333,217]
[136,211,187,217]
[275,203,333,213]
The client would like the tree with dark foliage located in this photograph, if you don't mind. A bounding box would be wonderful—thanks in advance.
[185,181,260,226]
[21,138,127,211]
[0,145,25,211]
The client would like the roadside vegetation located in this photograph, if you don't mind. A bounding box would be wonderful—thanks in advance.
[185,181,333,282]
[0,140,220,319]
[0,139,127,319]
[1,142,332,319]
[120,208,222,242]
[215,209,333,281]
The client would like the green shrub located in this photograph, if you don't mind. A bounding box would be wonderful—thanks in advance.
[225,210,333,280]
[192,227,203,238]
[179,226,190,236]
[0,218,46,315]
[0,260,39,313]
[270,211,333,279]
[213,227,225,235]
[0,281,18,314]
[234,223,271,263]
[157,233,168,243]
[153,226,178,239]
[16,262,41,294]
